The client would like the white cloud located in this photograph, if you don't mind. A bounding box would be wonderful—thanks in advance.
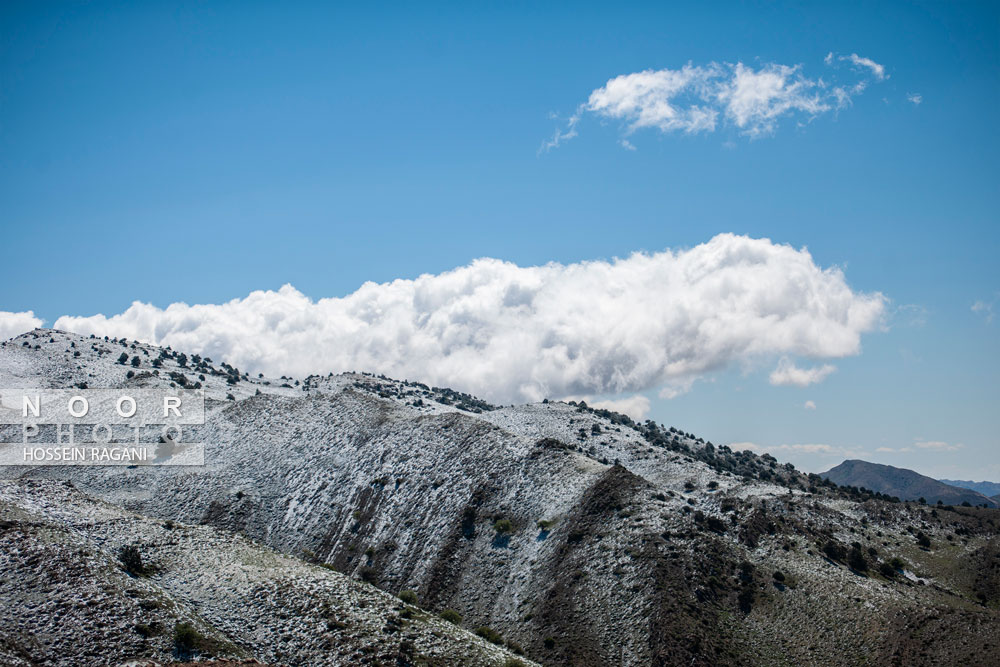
[843,53,887,80]
[733,442,844,455]
[53,234,885,404]
[543,54,887,149]
[566,395,651,421]
[0,311,43,341]
[907,93,922,105]
[972,298,995,323]
[874,440,962,454]
[804,400,817,410]
[769,357,837,387]
[914,440,963,452]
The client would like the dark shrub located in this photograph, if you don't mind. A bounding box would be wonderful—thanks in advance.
[398,589,418,605]
[173,621,205,654]
[475,626,504,645]
[493,519,514,534]
[848,546,868,572]
[706,516,727,533]
[772,570,785,582]
[439,609,462,624]
[823,541,845,561]
[118,544,145,576]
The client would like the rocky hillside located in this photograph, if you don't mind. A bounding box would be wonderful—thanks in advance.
[0,479,533,666]
[2,329,1000,666]
[822,460,999,508]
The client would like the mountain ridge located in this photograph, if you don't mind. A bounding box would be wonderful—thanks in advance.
[939,479,1000,498]
[2,328,999,666]
[821,459,999,508]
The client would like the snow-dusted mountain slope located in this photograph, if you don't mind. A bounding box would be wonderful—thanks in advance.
[0,478,533,667]
[2,329,999,666]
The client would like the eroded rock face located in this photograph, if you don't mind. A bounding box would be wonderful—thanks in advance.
[0,479,534,667]
[2,329,999,666]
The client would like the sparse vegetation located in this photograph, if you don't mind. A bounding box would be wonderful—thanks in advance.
[493,518,514,534]
[117,544,146,576]
[172,621,209,656]
[475,626,504,645]
[439,609,462,624]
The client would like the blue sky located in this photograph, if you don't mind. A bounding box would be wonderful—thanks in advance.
[1,1,998,479]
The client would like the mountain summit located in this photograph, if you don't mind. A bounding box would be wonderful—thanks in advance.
[821,459,999,508]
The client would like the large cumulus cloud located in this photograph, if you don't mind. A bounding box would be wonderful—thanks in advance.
[0,310,43,341]
[53,234,885,404]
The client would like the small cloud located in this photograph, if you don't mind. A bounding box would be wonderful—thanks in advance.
[972,298,995,323]
[733,442,844,455]
[877,439,962,454]
[804,400,817,410]
[658,381,694,400]
[914,440,962,452]
[538,109,582,153]
[907,93,922,105]
[769,358,837,387]
[620,139,637,151]
[843,53,887,80]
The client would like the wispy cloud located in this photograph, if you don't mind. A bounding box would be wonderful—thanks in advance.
[843,53,887,81]
[875,439,963,454]
[543,53,888,150]
[52,234,885,404]
[804,400,817,410]
[893,303,928,327]
[732,441,865,458]
[769,357,837,387]
[972,297,996,323]
[914,440,963,451]
[907,93,922,105]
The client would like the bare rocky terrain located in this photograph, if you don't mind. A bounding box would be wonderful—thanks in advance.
[1,329,999,666]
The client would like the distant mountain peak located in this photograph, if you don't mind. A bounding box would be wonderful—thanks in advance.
[821,460,999,508]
